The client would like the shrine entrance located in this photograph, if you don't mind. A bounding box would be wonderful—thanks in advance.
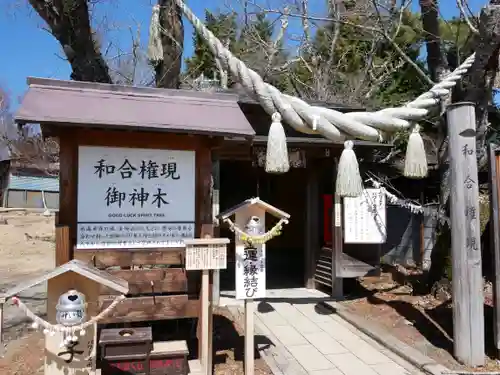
[218,159,307,291]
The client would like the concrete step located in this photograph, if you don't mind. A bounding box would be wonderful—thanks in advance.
[188,359,203,375]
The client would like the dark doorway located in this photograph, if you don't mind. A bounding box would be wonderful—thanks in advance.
[219,159,306,291]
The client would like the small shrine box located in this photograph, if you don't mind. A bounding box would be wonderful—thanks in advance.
[150,340,189,375]
[99,327,153,375]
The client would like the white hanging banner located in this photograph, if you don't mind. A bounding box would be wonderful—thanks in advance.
[235,245,266,300]
[344,188,386,244]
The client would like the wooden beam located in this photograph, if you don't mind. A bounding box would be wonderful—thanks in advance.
[98,295,199,323]
[447,102,484,366]
[74,128,202,151]
[55,226,70,266]
[332,158,343,298]
[489,143,500,358]
[74,248,184,268]
[100,268,188,295]
[58,128,78,258]
[305,157,319,289]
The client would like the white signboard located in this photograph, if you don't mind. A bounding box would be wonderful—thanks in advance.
[236,245,266,300]
[77,146,195,249]
[186,246,227,270]
[344,188,386,244]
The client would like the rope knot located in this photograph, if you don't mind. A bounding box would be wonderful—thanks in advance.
[272,112,282,122]
[344,140,354,150]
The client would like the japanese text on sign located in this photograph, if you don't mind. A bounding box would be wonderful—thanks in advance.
[344,188,386,244]
[462,141,480,252]
[77,146,195,249]
[77,223,194,249]
[185,245,227,270]
[236,246,266,300]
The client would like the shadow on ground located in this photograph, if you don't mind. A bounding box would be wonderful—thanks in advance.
[347,276,498,359]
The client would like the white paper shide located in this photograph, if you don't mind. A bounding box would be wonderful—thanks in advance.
[77,146,195,249]
[344,188,386,244]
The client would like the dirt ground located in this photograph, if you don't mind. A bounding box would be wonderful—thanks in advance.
[0,210,55,287]
[340,266,500,372]
[0,211,271,375]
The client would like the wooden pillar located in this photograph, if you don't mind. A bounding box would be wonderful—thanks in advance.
[489,143,500,358]
[57,128,78,262]
[196,141,215,374]
[212,158,221,306]
[332,158,343,298]
[447,102,484,366]
[55,226,70,267]
[305,157,319,289]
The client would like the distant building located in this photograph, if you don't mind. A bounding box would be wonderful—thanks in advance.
[3,166,59,209]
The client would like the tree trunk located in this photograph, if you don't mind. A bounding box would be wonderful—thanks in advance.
[427,3,500,291]
[28,0,111,83]
[419,0,447,82]
[155,0,184,89]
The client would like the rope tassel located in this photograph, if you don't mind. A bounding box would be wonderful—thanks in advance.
[265,113,290,174]
[336,141,363,197]
[147,4,163,63]
[404,125,428,179]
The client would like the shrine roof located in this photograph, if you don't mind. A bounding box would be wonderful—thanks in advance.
[218,197,291,220]
[0,259,129,300]
[14,78,255,138]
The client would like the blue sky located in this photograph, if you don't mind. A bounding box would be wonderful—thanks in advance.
[0,0,489,109]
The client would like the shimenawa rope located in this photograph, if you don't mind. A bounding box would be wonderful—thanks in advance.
[148,2,476,196]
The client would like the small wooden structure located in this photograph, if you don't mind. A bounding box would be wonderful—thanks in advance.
[14,77,255,373]
[219,198,290,375]
[0,259,129,374]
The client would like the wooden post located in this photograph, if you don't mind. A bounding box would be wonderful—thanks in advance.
[244,299,254,375]
[420,192,426,266]
[55,226,70,266]
[201,269,210,375]
[447,102,485,366]
[332,158,343,298]
[235,205,265,375]
[198,225,214,375]
[212,158,221,306]
[489,143,500,358]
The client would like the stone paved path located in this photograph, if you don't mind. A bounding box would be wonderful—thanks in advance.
[223,289,424,375]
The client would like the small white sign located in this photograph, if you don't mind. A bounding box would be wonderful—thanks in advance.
[236,245,266,300]
[186,245,227,270]
[77,146,196,249]
[344,188,386,244]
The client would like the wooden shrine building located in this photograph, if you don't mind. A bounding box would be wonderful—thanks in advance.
[14,77,255,326]
[14,77,392,305]
[214,92,393,295]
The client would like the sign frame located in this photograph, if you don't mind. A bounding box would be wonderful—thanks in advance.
[343,188,387,244]
[76,145,196,249]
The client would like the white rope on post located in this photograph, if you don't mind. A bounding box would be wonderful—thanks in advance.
[152,1,476,195]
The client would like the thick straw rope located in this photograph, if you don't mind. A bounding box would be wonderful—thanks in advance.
[223,217,288,244]
[173,0,475,143]
[11,295,125,336]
